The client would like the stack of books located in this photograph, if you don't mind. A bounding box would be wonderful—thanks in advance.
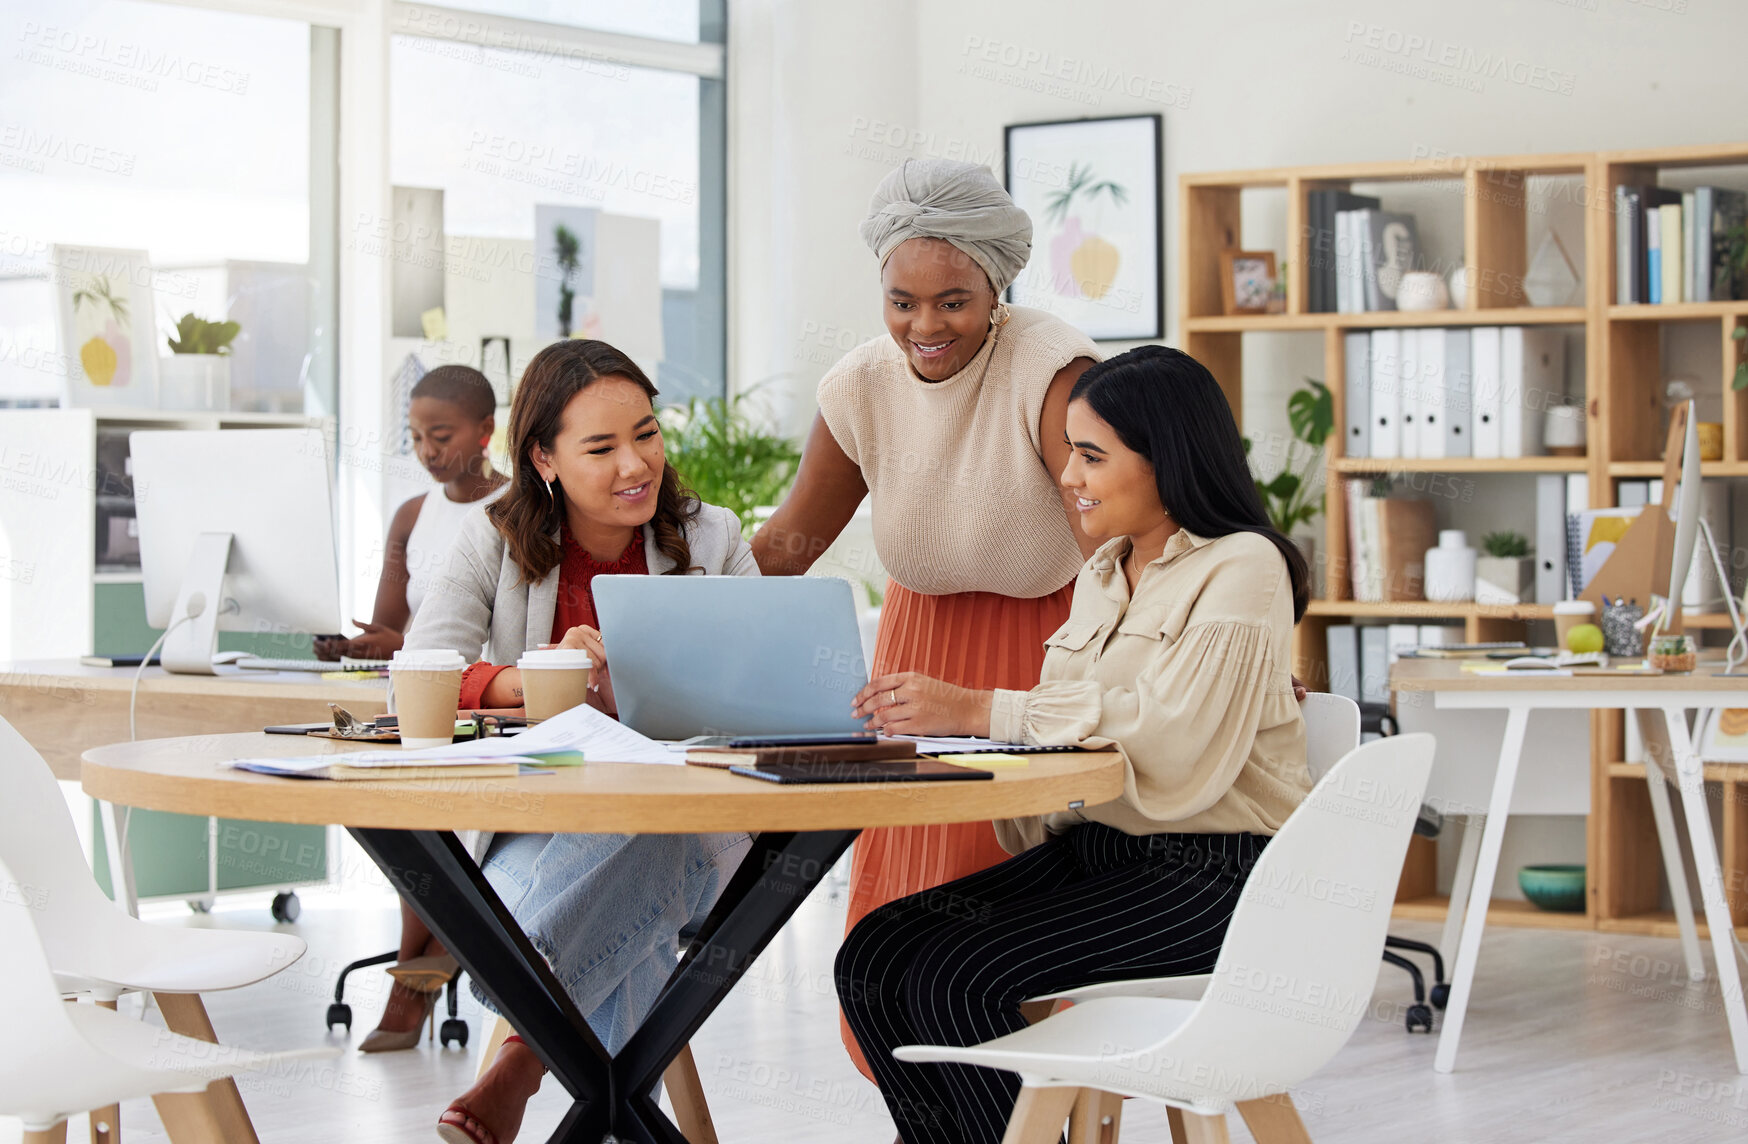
[1343,488,1437,603]
[1312,200,1422,314]
[1615,184,1746,304]
[1342,327,1567,460]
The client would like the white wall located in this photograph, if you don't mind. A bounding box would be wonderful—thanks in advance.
[731,0,1748,898]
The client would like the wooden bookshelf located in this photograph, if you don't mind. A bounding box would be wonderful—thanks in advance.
[1183,142,1748,936]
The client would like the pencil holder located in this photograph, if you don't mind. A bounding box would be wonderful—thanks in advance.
[1599,600,1644,658]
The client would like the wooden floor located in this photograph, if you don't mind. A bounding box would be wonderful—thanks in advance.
[12,876,1748,1143]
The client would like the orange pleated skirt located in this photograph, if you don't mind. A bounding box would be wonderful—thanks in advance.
[840,577,1075,1078]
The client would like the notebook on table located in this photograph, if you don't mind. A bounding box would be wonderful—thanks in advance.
[727,758,993,785]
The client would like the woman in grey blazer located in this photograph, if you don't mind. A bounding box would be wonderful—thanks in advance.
[408,339,755,1144]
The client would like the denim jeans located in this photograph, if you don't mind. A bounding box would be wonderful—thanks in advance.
[475,830,754,1055]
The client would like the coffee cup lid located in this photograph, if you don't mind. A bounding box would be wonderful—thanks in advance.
[518,648,593,669]
[390,648,467,670]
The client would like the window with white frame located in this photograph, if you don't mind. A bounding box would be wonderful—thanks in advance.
[386,2,726,406]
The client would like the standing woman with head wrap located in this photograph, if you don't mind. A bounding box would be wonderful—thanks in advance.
[751,159,1100,1077]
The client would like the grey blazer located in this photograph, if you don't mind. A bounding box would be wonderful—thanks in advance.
[404,498,759,665]
[399,499,757,858]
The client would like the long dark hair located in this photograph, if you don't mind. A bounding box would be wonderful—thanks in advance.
[1070,345,1309,621]
[488,339,698,585]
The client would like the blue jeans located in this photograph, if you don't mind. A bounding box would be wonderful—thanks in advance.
[475,830,753,1055]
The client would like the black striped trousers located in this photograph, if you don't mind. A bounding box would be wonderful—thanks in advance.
[834,823,1268,1144]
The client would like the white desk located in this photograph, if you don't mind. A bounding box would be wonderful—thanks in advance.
[1393,660,1748,1074]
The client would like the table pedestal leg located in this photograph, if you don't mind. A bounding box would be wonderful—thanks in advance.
[1440,814,1484,965]
[1435,706,1528,1074]
[349,827,858,1143]
[1661,707,1748,1074]
[1634,708,1706,982]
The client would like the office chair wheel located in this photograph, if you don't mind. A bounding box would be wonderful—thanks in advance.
[271,891,301,923]
[1430,982,1450,1009]
[326,1003,353,1032]
[440,1018,469,1049]
[1406,1004,1434,1033]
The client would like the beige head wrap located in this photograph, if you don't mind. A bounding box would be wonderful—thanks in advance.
[859,159,1032,295]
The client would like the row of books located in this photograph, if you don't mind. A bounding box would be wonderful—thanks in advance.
[1614,184,1746,304]
[1342,327,1567,460]
[1305,190,1423,313]
[1326,624,1462,706]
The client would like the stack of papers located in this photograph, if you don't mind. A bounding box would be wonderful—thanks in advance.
[231,704,687,779]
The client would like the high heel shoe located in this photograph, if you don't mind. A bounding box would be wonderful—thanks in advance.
[358,954,456,1053]
[436,1036,543,1144]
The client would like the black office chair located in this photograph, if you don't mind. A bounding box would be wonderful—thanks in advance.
[325,951,470,1048]
[1361,701,1452,1033]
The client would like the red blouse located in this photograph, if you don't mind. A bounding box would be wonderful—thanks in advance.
[456,531,649,710]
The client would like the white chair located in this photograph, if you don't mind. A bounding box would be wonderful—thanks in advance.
[0,853,334,1144]
[0,716,309,1142]
[895,731,1436,1144]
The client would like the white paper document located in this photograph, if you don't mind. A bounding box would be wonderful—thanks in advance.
[230,704,685,772]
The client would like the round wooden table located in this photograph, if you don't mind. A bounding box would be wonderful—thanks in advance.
[85,732,1124,1144]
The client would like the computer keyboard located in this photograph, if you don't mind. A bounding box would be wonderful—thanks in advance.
[232,656,391,672]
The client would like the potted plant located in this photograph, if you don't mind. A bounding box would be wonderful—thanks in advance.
[658,390,802,536]
[1475,530,1534,605]
[161,313,239,411]
[1245,378,1333,586]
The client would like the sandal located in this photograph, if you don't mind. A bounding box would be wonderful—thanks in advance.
[436,1104,495,1144]
[434,1036,543,1144]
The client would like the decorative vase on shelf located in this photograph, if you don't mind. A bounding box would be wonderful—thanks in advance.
[1423,530,1476,603]
[1448,266,1470,308]
[1396,271,1450,312]
[1543,404,1586,457]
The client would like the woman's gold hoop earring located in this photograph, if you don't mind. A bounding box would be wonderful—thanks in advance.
[545,479,558,514]
[990,301,1012,328]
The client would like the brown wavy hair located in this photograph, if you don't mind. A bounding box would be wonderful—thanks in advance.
[488,339,698,584]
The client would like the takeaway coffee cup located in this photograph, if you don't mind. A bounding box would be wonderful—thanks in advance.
[1553,600,1596,651]
[518,648,593,721]
[390,648,467,748]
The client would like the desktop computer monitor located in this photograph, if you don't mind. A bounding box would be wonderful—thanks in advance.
[130,428,341,674]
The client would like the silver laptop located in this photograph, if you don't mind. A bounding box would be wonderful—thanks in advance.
[591,575,870,740]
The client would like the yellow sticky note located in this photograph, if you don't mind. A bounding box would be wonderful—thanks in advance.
[420,306,448,340]
[937,753,1030,769]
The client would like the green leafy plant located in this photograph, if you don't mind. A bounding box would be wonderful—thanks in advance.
[1481,531,1530,558]
[166,313,239,355]
[554,222,580,337]
[659,391,802,534]
[1732,323,1746,391]
[1244,378,1334,535]
[1043,163,1129,225]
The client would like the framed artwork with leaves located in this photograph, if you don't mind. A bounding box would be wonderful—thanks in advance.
[52,245,159,409]
[1003,114,1162,340]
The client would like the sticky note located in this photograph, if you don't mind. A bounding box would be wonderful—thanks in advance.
[937,753,1029,769]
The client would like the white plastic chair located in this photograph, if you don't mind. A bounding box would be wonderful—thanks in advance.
[0,716,309,1141]
[0,853,334,1143]
[895,731,1436,1144]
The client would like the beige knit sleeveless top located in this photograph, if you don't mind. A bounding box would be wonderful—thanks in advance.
[817,306,1099,598]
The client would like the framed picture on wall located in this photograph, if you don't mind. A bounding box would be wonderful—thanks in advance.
[52,245,159,409]
[1003,114,1162,341]
[1220,250,1276,315]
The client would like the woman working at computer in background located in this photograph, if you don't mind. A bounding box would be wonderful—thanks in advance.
[312,365,507,1054]
[400,337,755,1144]
[835,346,1312,1144]
[315,365,507,662]
[750,158,1100,1077]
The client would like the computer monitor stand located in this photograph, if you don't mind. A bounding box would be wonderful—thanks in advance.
[161,531,236,676]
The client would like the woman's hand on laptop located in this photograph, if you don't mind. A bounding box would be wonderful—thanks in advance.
[556,625,615,712]
[853,672,993,737]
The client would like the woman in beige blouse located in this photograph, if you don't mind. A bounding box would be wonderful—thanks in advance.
[834,345,1312,1144]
